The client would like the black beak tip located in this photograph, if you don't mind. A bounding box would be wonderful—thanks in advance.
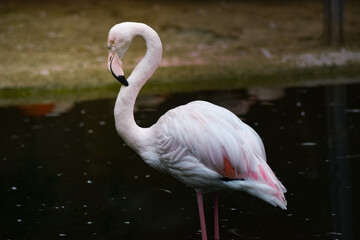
[117,75,129,86]
[109,56,129,86]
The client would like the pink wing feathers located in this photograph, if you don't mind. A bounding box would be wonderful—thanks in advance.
[155,100,287,209]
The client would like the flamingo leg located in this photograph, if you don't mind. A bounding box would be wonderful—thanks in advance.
[214,193,219,240]
[196,191,208,240]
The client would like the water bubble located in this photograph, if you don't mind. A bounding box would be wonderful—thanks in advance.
[345,108,360,113]
[11,135,19,140]
[301,142,317,146]
[327,232,342,236]
[157,188,172,194]
[31,124,44,129]
[46,112,60,117]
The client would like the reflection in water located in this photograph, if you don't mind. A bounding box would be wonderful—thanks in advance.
[326,85,353,239]
[19,102,74,117]
[19,103,56,116]
[247,87,285,102]
[0,82,359,239]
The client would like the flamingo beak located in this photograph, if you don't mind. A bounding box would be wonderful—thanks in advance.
[108,54,129,86]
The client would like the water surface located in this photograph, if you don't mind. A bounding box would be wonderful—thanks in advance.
[1,82,359,240]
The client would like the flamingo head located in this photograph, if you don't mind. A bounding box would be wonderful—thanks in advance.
[107,23,133,86]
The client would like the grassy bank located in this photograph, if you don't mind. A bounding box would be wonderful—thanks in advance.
[0,0,359,104]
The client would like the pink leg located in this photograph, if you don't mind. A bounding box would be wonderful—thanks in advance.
[214,193,219,240]
[196,191,208,240]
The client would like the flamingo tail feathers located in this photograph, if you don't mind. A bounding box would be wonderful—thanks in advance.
[223,179,287,210]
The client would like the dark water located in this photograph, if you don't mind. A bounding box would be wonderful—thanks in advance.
[1,82,359,240]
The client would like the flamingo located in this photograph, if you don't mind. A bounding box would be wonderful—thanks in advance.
[107,22,287,240]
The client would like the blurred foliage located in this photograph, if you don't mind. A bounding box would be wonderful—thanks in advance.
[0,0,359,97]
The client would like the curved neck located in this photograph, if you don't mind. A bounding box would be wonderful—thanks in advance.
[114,24,162,151]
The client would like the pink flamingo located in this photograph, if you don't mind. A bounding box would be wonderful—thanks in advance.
[107,22,287,240]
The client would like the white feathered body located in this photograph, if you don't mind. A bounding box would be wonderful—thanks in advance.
[141,100,287,209]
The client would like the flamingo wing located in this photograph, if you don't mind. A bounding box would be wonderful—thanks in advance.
[154,100,287,209]
[156,100,263,173]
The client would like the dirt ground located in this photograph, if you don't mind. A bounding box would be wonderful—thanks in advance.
[0,0,359,97]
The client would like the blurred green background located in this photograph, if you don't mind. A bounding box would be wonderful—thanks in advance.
[0,0,359,100]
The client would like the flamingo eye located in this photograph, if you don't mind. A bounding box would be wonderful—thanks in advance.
[108,40,115,50]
